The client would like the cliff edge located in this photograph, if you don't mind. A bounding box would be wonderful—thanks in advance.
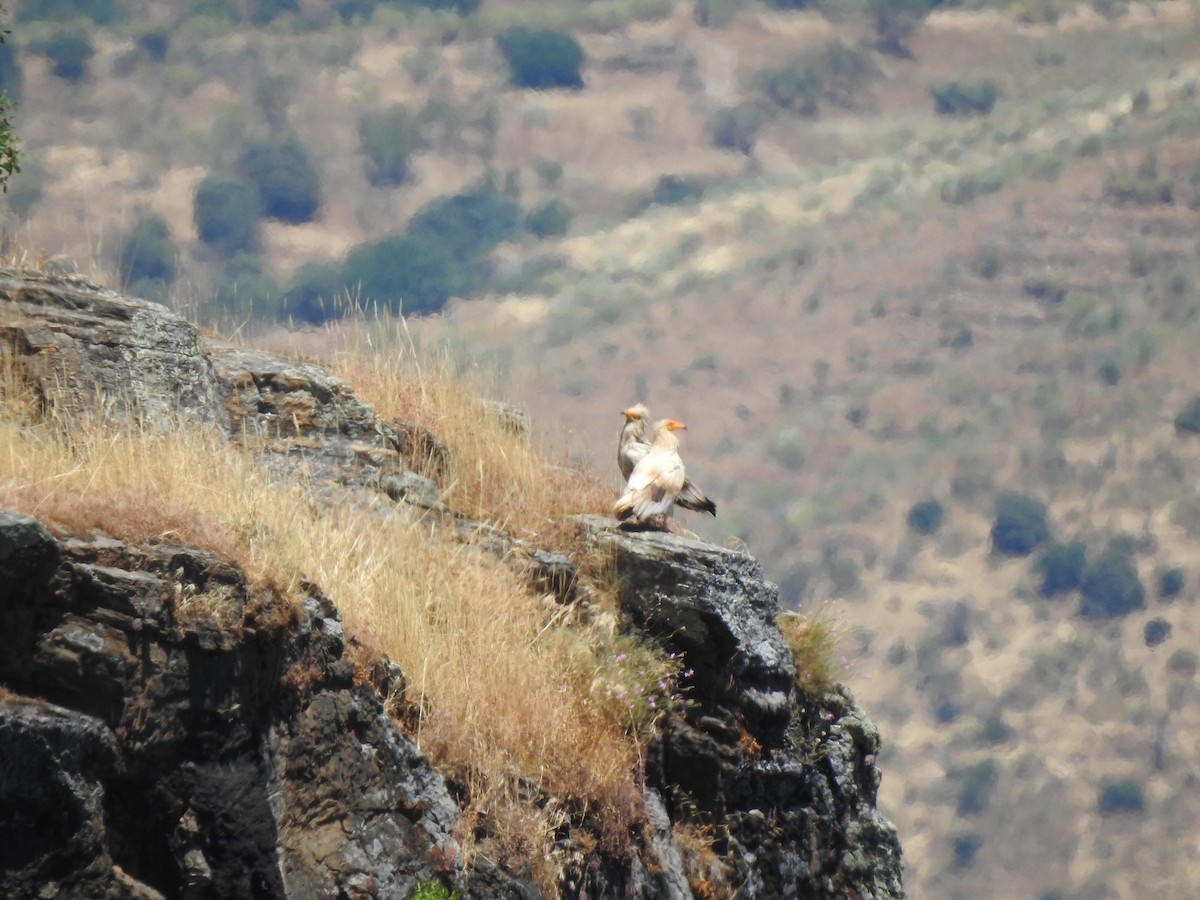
[0,269,902,898]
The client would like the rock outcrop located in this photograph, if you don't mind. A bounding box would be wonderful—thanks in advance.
[0,270,903,898]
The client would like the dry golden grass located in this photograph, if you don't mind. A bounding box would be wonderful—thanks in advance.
[777,606,845,702]
[0,340,662,889]
[292,312,616,553]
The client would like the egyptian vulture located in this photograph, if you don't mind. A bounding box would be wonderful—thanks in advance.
[613,418,716,527]
[617,404,652,481]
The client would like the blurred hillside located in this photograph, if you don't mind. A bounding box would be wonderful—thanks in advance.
[5,0,1200,897]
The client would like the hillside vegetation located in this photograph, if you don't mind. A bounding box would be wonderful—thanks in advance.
[5,0,1200,896]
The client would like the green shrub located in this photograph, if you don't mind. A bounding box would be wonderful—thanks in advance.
[188,0,242,24]
[497,28,584,90]
[20,0,122,24]
[758,62,820,116]
[650,174,705,207]
[250,0,299,25]
[870,0,931,57]
[524,199,571,238]
[119,214,177,287]
[956,759,998,815]
[281,263,347,324]
[1098,360,1120,386]
[809,41,881,109]
[1097,779,1144,816]
[951,832,982,869]
[1174,395,1200,435]
[932,80,998,117]
[1144,617,1171,647]
[410,879,460,900]
[1035,542,1085,597]
[135,28,170,62]
[0,36,22,103]
[1022,271,1069,304]
[1080,549,1145,618]
[408,184,520,259]
[991,492,1050,556]
[43,30,94,82]
[907,499,944,535]
[1158,566,1185,599]
[359,105,421,187]
[709,103,764,154]
[342,233,474,316]
[214,254,279,318]
[236,135,320,224]
[1104,153,1173,205]
[194,175,262,255]
[694,0,744,27]
[1168,648,1197,676]
[940,168,1004,205]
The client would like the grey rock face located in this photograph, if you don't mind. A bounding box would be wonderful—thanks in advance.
[0,269,224,429]
[0,522,461,900]
[588,518,904,899]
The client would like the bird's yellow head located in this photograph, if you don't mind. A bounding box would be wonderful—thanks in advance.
[622,404,649,422]
[663,419,687,432]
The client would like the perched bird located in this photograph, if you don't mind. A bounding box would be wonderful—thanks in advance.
[613,418,716,529]
[617,404,652,481]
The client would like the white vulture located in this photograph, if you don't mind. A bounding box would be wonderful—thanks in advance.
[617,404,652,481]
[613,418,716,528]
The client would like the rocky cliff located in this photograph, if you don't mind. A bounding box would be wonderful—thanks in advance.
[0,269,902,899]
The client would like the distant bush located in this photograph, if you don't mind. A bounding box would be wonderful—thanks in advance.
[119,214,177,287]
[1080,548,1145,618]
[342,233,471,316]
[1022,271,1069,304]
[1098,359,1121,386]
[991,492,1050,556]
[1144,617,1171,648]
[193,175,262,255]
[1174,396,1200,435]
[281,184,520,323]
[20,0,123,24]
[409,185,521,259]
[359,105,422,187]
[524,199,571,238]
[810,41,881,110]
[932,80,998,117]
[0,38,22,103]
[1158,566,1185,599]
[709,103,765,154]
[870,0,931,57]
[250,0,299,25]
[758,62,820,116]
[1097,779,1144,816]
[135,28,170,62]
[281,262,351,324]
[951,832,982,869]
[214,254,279,318]
[956,759,998,815]
[650,174,705,207]
[1035,542,1085,597]
[694,0,743,27]
[907,499,944,535]
[1168,648,1197,677]
[940,168,1004,205]
[236,135,320,224]
[498,28,584,90]
[42,31,94,82]
[1104,153,1173,205]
